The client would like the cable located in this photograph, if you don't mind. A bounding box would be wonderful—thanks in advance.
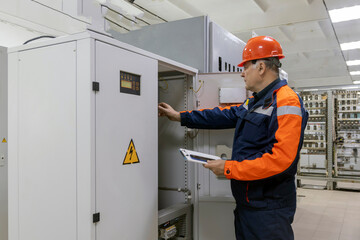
[136,17,150,25]
[101,4,151,26]
[104,17,130,31]
[101,4,136,24]
[130,2,168,22]
[190,80,204,94]
[23,36,55,45]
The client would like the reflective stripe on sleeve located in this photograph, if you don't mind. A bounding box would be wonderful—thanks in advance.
[277,106,302,117]
[253,106,274,116]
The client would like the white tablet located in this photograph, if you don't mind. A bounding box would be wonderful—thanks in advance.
[179,148,221,164]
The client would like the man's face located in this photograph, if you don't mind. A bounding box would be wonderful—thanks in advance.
[241,61,262,92]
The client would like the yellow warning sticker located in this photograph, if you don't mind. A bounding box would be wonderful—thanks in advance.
[123,139,140,165]
[2,138,6,143]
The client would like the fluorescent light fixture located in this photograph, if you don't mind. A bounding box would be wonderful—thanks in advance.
[350,71,360,75]
[342,86,359,89]
[347,60,360,66]
[353,81,360,84]
[97,0,144,18]
[329,5,360,23]
[302,89,319,92]
[341,41,360,51]
[108,0,144,18]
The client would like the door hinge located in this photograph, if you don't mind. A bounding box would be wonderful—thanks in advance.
[93,212,100,223]
[93,82,100,92]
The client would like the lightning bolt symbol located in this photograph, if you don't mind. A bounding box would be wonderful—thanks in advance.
[129,146,133,161]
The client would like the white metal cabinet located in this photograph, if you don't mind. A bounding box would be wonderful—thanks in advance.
[10,42,78,240]
[8,32,189,240]
[0,46,8,240]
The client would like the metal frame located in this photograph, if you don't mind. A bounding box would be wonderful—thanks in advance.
[327,90,334,189]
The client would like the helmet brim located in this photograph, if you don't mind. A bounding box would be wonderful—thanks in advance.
[237,55,285,68]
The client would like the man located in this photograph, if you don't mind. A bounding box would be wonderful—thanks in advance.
[158,36,308,240]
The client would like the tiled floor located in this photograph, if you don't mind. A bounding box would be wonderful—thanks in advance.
[293,188,360,240]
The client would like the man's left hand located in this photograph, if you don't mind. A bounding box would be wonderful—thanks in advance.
[203,160,226,177]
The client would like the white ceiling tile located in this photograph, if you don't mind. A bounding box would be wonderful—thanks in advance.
[333,19,360,43]
[324,0,360,11]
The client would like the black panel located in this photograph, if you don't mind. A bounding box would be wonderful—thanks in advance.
[120,71,140,96]
[93,213,100,223]
[219,57,222,71]
[93,82,100,92]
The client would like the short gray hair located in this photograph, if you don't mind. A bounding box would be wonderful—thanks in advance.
[252,57,281,74]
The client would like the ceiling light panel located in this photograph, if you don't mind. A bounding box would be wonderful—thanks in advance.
[341,41,360,51]
[350,71,360,75]
[329,5,360,23]
[347,60,360,66]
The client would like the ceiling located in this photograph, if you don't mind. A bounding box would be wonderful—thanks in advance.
[1,0,359,88]
[116,0,360,88]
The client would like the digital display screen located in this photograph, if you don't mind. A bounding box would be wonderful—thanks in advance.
[121,80,132,89]
[120,71,140,96]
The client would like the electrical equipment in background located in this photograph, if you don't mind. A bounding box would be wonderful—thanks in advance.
[158,204,192,240]
[297,89,360,190]
[334,90,360,178]
[299,91,328,176]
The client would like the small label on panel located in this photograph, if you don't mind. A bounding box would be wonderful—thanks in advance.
[219,87,246,104]
[123,139,140,165]
[120,71,140,96]
[2,138,6,143]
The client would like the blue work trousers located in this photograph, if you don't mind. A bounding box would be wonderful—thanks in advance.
[234,205,296,240]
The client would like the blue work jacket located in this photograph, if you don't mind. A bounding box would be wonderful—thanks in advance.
[181,79,308,209]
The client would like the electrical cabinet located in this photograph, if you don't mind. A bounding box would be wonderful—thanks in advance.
[297,89,360,189]
[334,90,360,178]
[299,91,328,176]
[0,46,8,240]
[8,31,197,240]
[7,29,249,240]
[110,16,246,74]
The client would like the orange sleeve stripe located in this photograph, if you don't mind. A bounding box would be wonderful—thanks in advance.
[277,86,300,108]
[224,86,302,181]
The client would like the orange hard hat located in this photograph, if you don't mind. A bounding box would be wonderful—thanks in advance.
[238,36,285,67]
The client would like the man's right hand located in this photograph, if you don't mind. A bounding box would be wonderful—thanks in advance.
[158,102,181,122]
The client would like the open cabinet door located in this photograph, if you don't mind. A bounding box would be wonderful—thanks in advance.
[193,72,247,240]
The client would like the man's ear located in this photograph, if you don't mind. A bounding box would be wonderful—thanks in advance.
[258,62,265,74]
